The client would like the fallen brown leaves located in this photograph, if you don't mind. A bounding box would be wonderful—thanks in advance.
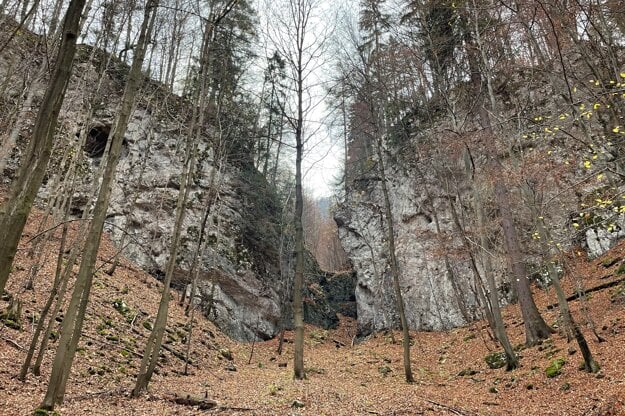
[1,209,624,415]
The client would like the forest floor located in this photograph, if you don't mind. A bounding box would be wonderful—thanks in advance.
[1,206,625,415]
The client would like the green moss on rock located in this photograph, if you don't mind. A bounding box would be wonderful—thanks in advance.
[602,257,620,268]
[545,357,566,378]
[484,351,508,369]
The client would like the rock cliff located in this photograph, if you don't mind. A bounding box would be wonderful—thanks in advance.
[1,41,355,341]
[335,157,480,336]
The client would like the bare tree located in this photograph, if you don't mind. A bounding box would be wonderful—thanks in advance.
[266,0,329,380]
[40,1,158,409]
[132,0,240,395]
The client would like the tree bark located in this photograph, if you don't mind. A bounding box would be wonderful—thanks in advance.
[0,0,87,295]
[493,181,553,346]
[39,2,156,409]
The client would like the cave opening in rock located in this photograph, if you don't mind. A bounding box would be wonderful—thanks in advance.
[84,125,111,158]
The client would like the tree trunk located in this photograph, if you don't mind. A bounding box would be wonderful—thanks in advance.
[0,0,87,296]
[522,184,599,372]
[475,186,518,369]
[132,1,242,393]
[19,218,69,381]
[461,10,551,346]
[39,2,156,409]
[374,137,414,383]
[493,181,553,346]
[292,63,305,381]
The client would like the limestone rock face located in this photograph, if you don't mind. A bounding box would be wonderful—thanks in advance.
[336,160,480,336]
[83,114,284,342]
[22,50,287,342]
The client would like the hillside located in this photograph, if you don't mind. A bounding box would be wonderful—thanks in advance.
[1,207,624,415]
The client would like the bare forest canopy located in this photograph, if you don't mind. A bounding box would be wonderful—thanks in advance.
[0,0,625,415]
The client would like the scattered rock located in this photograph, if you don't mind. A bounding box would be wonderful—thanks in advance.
[458,368,479,377]
[0,297,22,330]
[291,399,305,408]
[484,352,508,369]
[172,393,217,410]
[224,363,237,372]
[219,348,233,361]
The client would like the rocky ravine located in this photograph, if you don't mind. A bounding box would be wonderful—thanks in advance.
[1,40,354,341]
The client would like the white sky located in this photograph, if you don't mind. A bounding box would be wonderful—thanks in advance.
[254,0,353,198]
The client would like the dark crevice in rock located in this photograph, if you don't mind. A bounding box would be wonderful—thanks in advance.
[84,125,111,158]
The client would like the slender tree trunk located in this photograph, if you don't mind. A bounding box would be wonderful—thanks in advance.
[18,221,69,381]
[133,121,195,396]
[493,181,553,346]
[292,63,305,381]
[0,0,87,296]
[373,137,414,382]
[475,185,518,369]
[133,1,242,392]
[39,2,156,409]
[184,167,220,314]
[523,185,599,372]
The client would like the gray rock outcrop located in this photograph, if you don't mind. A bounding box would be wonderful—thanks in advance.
[336,159,481,336]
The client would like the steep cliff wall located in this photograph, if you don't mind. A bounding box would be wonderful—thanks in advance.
[337,63,625,336]
[335,156,480,335]
[1,39,358,341]
[0,41,286,341]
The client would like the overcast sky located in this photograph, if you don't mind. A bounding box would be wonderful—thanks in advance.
[254,0,354,198]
